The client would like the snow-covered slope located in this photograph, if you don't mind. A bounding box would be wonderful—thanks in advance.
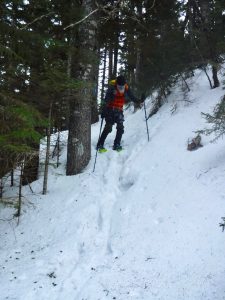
[1,70,225,300]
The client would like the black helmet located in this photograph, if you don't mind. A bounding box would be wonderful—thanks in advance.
[116,75,126,85]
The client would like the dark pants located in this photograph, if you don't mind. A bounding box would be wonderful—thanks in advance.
[98,108,124,147]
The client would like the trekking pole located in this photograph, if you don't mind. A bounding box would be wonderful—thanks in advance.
[93,117,104,172]
[142,93,150,142]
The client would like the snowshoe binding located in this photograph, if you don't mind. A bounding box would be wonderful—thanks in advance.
[97,145,107,153]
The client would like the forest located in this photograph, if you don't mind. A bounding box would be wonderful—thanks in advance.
[1,2,225,298]
[0,0,225,190]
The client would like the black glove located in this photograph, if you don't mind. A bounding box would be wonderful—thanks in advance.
[140,93,146,102]
[101,106,107,118]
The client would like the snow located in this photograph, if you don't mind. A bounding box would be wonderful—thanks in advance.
[1,69,225,300]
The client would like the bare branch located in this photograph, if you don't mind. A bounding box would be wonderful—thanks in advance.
[64,0,123,30]
[64,8,99,30]
[21,11,55,30]
[149,0,156,10]
[128,15,151,33]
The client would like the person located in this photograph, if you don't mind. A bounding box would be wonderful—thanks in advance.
[97,75,140,152]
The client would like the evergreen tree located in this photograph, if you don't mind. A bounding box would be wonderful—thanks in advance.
[183,0,225,88]
[0,0,72,180]
[201,95,225,141]
[1,0,225,180]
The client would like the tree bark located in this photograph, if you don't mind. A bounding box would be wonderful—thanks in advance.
[113,33,119,77]
[134,1,143,94]
[91,48,100,124]
[187,0,220,88]
[199,0,220,88]
[108,44,113,80]
[66,0,98,175]
[22,147,39,185]
[101,47,107,103]
[43,102,52,194]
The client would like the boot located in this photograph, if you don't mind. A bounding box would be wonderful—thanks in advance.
[113,144,122,151]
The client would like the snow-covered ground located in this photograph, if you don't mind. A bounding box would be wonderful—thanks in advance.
[1,69,225,300]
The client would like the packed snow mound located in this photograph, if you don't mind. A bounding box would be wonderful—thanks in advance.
[1,69,225,300]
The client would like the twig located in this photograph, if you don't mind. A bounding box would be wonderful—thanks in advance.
[64,0,123,30]
[128,15,151,33]
[149,0,156,10]
[0,217,15,222]
[20,11,55,30]
[64,8,99,29]
[26,178,34,194]
[180,73,190,92]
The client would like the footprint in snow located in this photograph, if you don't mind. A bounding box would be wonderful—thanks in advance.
[97,209,103,231]
[154,217,164,225]
[119,178,135,192]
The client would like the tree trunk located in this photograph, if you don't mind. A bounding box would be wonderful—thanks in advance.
[15,159,24,222]
[133,1,143,112]
[113,33,119,77]
[108,44,113,80]
[91,48,100,124]
[10,170,14,186]
[135,48,142,88]
[199,0,220,88]
[134,1,143,94]
[0,178,3,200]
[42,103,52,195]
[22,147,39,185]
[189,0,220,88]
[212,65,220,88]
[101,47,107,103]
[66,0,98,175]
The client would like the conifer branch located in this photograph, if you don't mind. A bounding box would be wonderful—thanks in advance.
[63,0,154,31]
[64,0,123,30]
